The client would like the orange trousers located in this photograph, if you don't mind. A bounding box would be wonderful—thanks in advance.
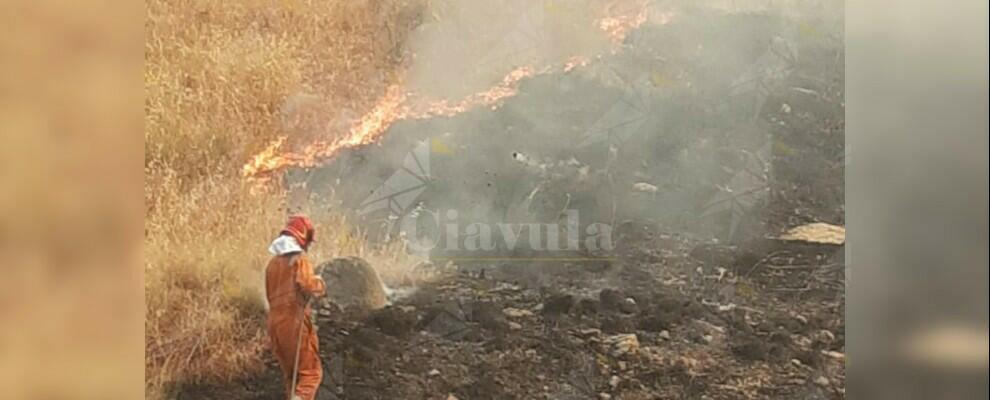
[266,252,326,399]
[268,308,322,400]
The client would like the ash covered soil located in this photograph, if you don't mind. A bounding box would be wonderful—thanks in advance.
[181,231,844,400]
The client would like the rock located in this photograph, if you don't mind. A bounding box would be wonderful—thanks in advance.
[814,376,830,386]
[509,322,522,330]
[577,328,602,337]
[543,294,575,316]
[502,307,534,318]
[609,375,621,388]
[599,393,612,400]
[368,306,416,337]
[446,394,459,400]
[318,257,388,311]
[428,369,441,377]
[599,289,626,312]
[575,298,599,316]
[621,297,639,314]
[605,334,640,357]
[658,330,671,340]
[778,222,845,245]
[817,329,836,344]
[421,303,469,340]
[822,350,845,360]
[633,182,658,193]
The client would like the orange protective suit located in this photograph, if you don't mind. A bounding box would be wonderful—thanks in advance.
[266,216,326,400]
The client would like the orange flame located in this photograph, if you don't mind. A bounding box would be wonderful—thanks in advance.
[598,6,648,46]
[242,66,547,181]
[563,56,592,72]
[242,3,660,186]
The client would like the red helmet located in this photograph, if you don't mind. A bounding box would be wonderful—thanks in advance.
[281,215,315,249]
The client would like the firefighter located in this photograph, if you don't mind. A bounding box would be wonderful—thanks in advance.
[265,215,326,400]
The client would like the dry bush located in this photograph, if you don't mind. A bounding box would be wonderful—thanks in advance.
[145,0,424,397]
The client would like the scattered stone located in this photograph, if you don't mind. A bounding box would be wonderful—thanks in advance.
[609,375,621,388]
[599,289,637,314]
[606,334,640,357]
[814,376,830,387]
[822,350,846,360]
[599,392,612,400]
[658,330,671,340]
[509,322,522,330]
[732,336,769,361]
[446,394,459,400]
[428,369,441,377]
[502,307,534,318]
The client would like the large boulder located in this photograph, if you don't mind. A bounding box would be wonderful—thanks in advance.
[318,257,388,311]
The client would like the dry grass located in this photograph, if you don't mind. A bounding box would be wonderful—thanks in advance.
[145,0,424,397]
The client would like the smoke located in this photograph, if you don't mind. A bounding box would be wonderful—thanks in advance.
[299,0,844,254]
[403,0,612,99]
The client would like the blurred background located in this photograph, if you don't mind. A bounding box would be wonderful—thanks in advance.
[0,0,144,398]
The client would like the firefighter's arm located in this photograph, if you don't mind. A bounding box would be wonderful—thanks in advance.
[294,254,326,297]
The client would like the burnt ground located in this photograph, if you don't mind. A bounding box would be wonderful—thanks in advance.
[176,6,844,399]
[179,229,844,400]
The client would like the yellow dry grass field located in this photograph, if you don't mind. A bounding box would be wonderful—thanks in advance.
[145,0,423,397]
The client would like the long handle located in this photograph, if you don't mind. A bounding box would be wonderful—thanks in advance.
[289,298,312,400]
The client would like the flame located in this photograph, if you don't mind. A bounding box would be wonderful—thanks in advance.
[598,6,648,45]
[242,66,548,181]
[242,2,659,186]
[563,56,591,72]
[408,65,546,118]
[242,86,408,180]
